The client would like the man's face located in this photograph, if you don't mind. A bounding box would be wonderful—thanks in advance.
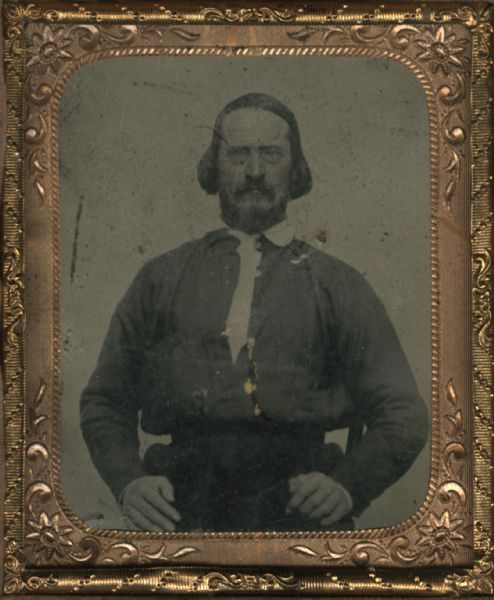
[217,108,293,234]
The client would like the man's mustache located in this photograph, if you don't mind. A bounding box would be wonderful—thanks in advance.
[234,181,275,199]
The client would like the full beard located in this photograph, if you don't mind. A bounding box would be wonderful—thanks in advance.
[219,186,288,234]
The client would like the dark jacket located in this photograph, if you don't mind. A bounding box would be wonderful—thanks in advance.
[80,230,429,530]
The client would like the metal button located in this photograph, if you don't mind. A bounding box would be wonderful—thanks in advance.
[243,379,256,395]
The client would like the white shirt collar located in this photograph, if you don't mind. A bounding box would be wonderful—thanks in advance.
[229,219,295,248]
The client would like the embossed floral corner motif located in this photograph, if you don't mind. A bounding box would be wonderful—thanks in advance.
[26,512,74,561]
[26,25,73,75]
[415,25,469,75]
[416,511,466,563]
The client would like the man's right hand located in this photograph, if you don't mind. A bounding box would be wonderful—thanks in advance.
[120,476,181,531]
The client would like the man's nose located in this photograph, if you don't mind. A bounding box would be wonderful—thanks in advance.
[245,150,265,179]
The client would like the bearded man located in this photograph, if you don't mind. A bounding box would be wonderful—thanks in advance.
[80,93,428,532]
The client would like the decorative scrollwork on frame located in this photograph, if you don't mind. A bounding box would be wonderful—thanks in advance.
[65,537,198,566]
[26,73,53,107]
[442,380,467,491]
[142,27,202,43]
[441,108,465,211]
[438,482,467,512]
[27,378,48,440]
[443,442,467,479]
[65,24,139,53]
[192,572,299,592]
[3,573,58,595]
[3,541,58,594]
[4,3,59,52]
[199,7,296,24]
[25,111,48,145]
[446,533,494,595]
[3,246,25,350]
[26,481,52,515]
[289,515,470,568]
[25,109,50,207]
[99,542,199,565]
[290,537,421,567]
[473,250,492,351]
[68,536,102,564]
[438,71,466,106]
[26,443,49,480]
[290,541,386,567]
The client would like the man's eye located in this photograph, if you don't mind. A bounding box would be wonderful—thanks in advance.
[260,147,284,163]
[225,148,249,163]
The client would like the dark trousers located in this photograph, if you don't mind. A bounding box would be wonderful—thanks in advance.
[142,421,354,532]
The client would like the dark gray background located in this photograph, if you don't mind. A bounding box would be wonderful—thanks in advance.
[59,54,430,529]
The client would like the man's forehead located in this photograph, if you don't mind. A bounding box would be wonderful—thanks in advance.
[220,108,290,146]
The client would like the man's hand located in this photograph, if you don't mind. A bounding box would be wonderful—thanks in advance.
[121,476,181,531]
[287,472,352,526]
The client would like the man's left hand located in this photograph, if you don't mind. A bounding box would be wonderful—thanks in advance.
[287,472,352,526]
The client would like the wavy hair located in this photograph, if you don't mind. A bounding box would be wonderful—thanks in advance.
[197,93,312,200]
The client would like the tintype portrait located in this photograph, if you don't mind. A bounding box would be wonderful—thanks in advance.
[5,1,492,593]
[60,55,431,534]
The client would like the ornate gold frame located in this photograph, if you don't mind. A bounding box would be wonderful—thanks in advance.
[2,1,493,595]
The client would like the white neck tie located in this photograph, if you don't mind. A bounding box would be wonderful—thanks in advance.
[226,233,262,362]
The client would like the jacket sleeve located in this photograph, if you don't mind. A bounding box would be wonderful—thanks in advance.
[326,266,429,516]
[80,263,156,501]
